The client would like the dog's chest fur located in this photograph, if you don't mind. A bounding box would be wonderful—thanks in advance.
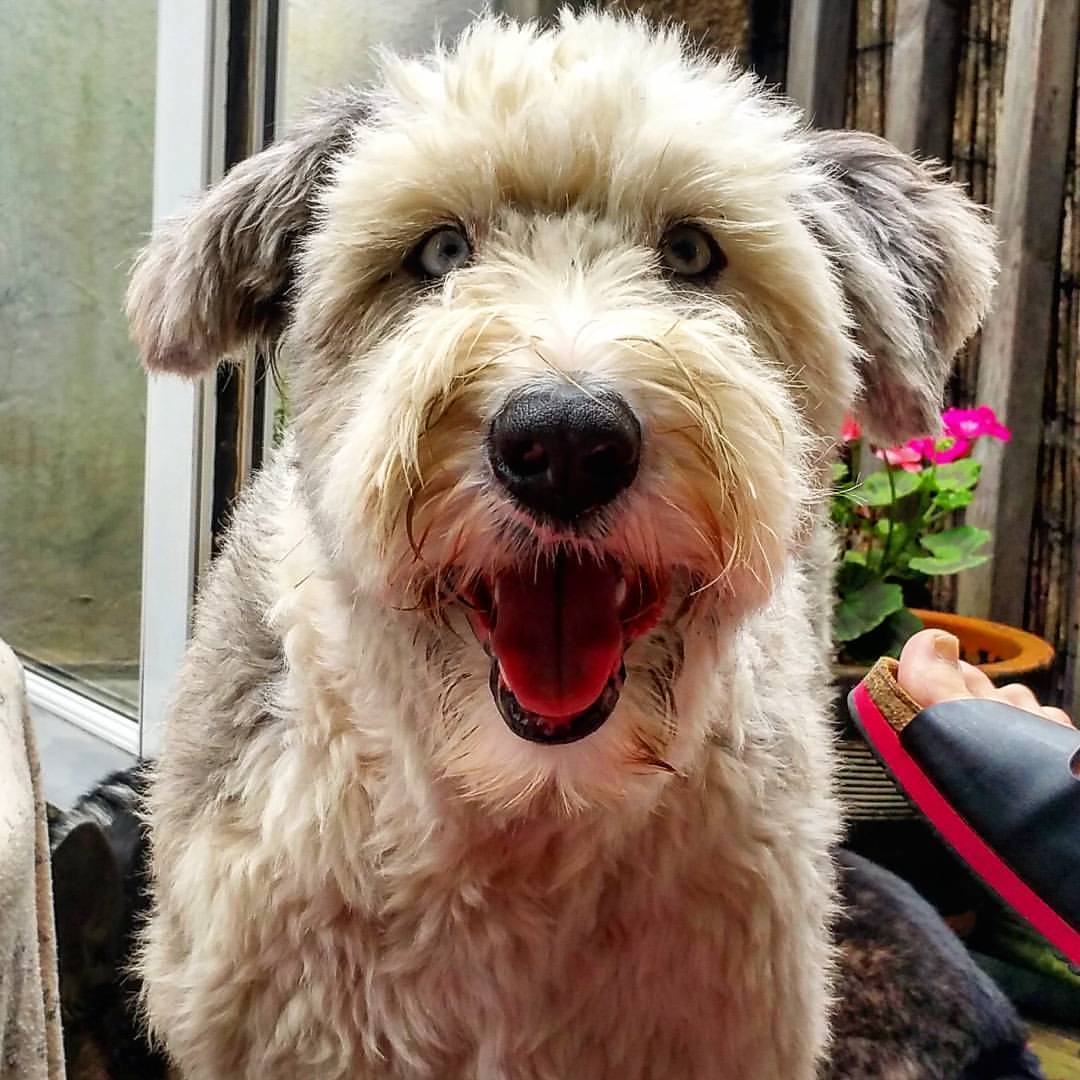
[143,458,838,1080]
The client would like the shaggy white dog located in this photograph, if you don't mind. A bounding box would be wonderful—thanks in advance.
[126,12,996,1078]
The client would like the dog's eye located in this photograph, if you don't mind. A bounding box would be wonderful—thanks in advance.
[412,226,472,279]
[659,225,726,279]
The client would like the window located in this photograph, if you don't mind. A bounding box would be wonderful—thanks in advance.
[11,0,524,808]
[0,2,157,716]
[283,0,478,118]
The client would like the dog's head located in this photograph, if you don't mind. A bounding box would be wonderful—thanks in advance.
[128,13,995,814]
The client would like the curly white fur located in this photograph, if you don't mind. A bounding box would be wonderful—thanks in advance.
[126,12,995,1078]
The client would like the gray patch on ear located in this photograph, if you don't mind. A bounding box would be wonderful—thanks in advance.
[800,130,998,444]
[126,89,369,375]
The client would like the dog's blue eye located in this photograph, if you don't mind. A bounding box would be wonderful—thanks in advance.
[414,226,472,279]
[660,225,726,279]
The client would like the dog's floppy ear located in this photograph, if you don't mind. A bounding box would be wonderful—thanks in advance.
[126,89,368,375]
[802,130,997,444]
[51,821,124,978]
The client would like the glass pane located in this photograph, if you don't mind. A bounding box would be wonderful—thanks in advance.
[0,1,157,713]
[284,0,479,121]
[270,0,481,437]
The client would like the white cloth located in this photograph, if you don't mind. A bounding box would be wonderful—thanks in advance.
[0,641,64,1079]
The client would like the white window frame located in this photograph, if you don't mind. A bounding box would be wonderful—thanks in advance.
[28,0,228,805]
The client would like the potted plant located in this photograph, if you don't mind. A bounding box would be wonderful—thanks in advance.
[832,405,1052,677]
[830,406,1054,825]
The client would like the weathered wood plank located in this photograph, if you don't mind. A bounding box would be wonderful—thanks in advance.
[958,0,1080,625]
[886,0,963,160]
[501,0,561,22]
[786,0,855,127]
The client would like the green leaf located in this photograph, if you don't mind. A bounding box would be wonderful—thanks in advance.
[919,526,991,557]
[877,608,926,658]
[834,580,905,643]
[836,554,874,594]
[840,607,925,663]
[831,461,850,485]
[932,487,973,512]
[907,526,991,574]
[908,552,989,575]
[854,469,923,507]
[872,519,912,549]
[933,459,981,492]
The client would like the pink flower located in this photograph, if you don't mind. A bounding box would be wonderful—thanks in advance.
[942,405,1011,443]
[874,445,924,472]
[840,415,862,443]
[906,434,972,464]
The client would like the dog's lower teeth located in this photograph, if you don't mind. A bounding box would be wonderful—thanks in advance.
[489,659,623,744]
[614,577,628,607]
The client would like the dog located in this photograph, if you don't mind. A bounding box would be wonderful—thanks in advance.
[828,851,1043,1080]
[125,12,996,1077]
[48,764,169,1080]
[49,762,1041,1080]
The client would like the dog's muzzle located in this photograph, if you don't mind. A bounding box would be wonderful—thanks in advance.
[471,386,659,743]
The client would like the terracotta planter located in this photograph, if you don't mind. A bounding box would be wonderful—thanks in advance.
[904,608,1055,681]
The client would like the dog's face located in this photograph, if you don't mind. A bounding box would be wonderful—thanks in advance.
[128,14,995,814]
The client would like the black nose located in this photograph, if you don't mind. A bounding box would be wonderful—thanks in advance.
[487,384,641,523]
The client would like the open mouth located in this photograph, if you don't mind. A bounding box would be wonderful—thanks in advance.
[466,553,668,744]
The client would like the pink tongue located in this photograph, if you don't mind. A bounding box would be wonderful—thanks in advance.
[492,555,623,721]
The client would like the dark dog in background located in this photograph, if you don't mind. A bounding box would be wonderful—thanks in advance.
[49,764,167,1080]
[50,768,1041,1079]
[827,851,1044,1080]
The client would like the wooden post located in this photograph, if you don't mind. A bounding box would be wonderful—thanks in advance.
[502,0,562,20]
[885,0,963,160]
[786,0,854,127]
[957,0,1080,625]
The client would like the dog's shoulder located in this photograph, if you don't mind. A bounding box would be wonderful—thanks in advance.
[151,448,313,806]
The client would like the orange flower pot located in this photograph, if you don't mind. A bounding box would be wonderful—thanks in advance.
[906,609,1055,682]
